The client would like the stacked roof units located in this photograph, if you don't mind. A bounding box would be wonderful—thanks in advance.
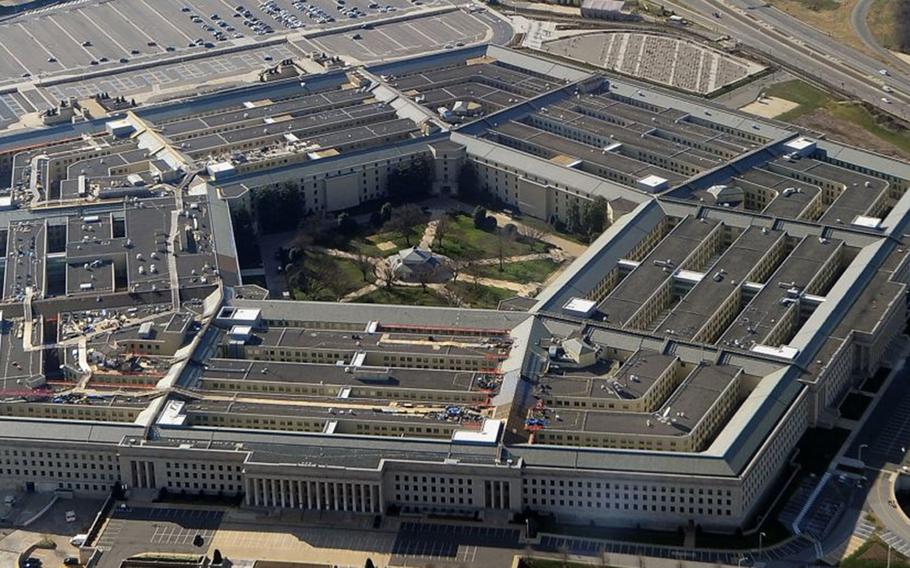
[0,45,907,535]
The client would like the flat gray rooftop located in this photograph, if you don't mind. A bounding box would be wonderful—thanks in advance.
[598,216,718,324]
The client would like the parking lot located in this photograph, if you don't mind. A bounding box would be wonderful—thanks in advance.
[94,506,224,568]
[0,0,433,85]
[43,43,300,101]
[389,522,519,565]
[308,9,491,63]
[0,1,502,130]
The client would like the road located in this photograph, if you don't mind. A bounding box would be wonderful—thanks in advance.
[850,0,910,76]
[842,359,910,552]
[473,7,515,45]
[673,0,910,120]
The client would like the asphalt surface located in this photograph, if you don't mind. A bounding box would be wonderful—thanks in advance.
[849,0,910,77]
[847,360,910,548]
[673,0,910,120]
[0,0,513,128]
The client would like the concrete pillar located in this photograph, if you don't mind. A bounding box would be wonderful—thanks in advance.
[342,483,348,512]
[270,479,277,508]
[145,462,155,489]
[297,480,303,508]
[315,482,322,510]
[499,482,505,509]
[253,478,261,506]
[307,481,314,510]
[244,477,251,506]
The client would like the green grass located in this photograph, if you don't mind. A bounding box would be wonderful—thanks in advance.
[348,224,427,257]
[765,80,910,157]
[829,103,910,156]
[356,286,450,306]
[310,217,427,258]
[436,214,548,261]
[449,281,517,308]
[518,215,588,245]
[289,254,367,301]
[765,79,833,121]
[465,259,561,284]
[843,538,910,568]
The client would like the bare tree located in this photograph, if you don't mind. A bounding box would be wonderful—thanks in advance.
[288,253,341,300]
[383,205,425,247]
[497,229,515,271]
[379,263,396,289]
[518,224,548,242]
[417,269,431,290]
[354,252,374,282]
[434,215,450,250]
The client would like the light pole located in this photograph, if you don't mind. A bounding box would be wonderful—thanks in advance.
[759,531,766,559]
[887,543,892,568]
[737,556,748,567]
[859,443,869,465]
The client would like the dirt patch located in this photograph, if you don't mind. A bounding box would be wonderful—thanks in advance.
[375,241,397,251]
[769,0,875,57]
[793,108,910,160]
[740,96,799,118]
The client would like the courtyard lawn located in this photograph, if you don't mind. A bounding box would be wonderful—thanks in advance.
[348,224,427,257]
[356,285,450,306]
[289,254,367,301]
[465,259,562,284]
[448,281,515,309]
[436,214,549,261]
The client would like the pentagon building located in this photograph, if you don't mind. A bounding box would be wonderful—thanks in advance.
[0,45,907,534]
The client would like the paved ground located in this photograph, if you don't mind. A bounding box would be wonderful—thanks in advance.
[44,44,300,102]
[95,506,224,568]
[307,9,491,64]
[0,1,511,130]
[390,521,520,566]
[0,497,103,568]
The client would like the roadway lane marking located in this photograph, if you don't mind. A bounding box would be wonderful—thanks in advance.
[402,21,436,44]
[137,0,195,43]
[77,7,131,56]
[46,14,96,59]
[0,36,30,75]
[105,2,162,49]
[15,22,57,62]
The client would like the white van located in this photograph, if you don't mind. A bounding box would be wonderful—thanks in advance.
[3,495,15,506]
[65,510,77,522]
[70,534,88,547]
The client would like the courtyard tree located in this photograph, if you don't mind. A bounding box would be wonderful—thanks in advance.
[253,181,305,233]
[581,196,609,239]
[384,205,425,246]
[387,156,433,203]
[457,162,480,201]
[231,208,261,268]
[434,215,450,249]
[472,205,488,229]
[337,211,357,235]
[354,252,374,282]
[380,202,394,223]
